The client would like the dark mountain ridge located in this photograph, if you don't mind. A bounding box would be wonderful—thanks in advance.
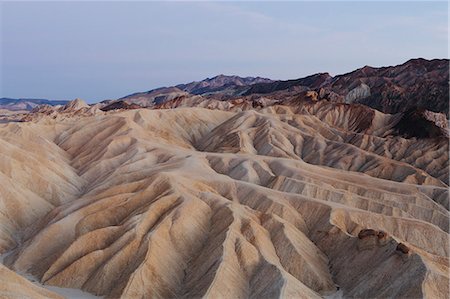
[328,58,449,114]
[242,58,449,115]
[118,58,448,115]
[176,74,273,95]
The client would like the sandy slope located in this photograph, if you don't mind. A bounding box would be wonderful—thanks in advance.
[0,104,448,298]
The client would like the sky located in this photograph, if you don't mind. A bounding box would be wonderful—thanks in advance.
[1,1,448,103]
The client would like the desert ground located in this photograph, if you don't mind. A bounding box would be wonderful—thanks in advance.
[0,93,448,298]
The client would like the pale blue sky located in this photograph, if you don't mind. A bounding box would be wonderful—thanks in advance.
[1,1,448,102]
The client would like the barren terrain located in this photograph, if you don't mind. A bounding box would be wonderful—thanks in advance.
[0,96,448,298]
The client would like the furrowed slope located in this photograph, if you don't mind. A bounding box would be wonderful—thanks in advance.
[0,106,448,299]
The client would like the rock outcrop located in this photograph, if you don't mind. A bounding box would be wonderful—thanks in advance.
[61,98,89,111]
[344,83,371,103]
[100,100,142,112]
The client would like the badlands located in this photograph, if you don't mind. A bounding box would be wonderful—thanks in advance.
[0,59,448,299]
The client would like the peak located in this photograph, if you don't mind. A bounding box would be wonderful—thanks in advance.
[360,65,375,71]
[402,57,449,67]
[314,72,332,78]
[406,58,428,64]
[208,74,236,81]
[63,98,89,111]
[70,98,87,104]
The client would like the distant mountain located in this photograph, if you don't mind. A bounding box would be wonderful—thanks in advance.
[100,100,142,112]
[325,58,449,114]
[242,58,449,115]
[176,74,273,95]
[117,58,448,115]
[0,98,70,111]
[242,73,333,95]
[118,86,190,108]
[119,75,273,107]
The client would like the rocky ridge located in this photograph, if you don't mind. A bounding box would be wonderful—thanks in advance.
[117,58,448,116]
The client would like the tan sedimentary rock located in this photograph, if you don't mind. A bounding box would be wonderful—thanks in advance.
[0,264,63,299]
[0,103,448,298]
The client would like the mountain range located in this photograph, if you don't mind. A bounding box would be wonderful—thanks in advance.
[118,58,449,115]
[0,98,70,111]
[3,58,449,116]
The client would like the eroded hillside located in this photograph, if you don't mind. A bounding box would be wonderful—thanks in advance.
[0,100,448,298]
